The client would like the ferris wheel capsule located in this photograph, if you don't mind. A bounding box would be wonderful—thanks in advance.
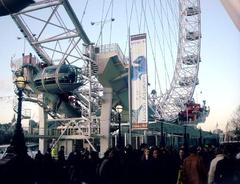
[183,55,200,65]
[186,31,201,41]
[185,6,200,16]
[34,64,84,94]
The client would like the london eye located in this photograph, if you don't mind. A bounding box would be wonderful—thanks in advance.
[1,0,204,153]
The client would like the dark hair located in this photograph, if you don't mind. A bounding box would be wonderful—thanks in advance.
[215,145,224,154]
[189,146,197,154]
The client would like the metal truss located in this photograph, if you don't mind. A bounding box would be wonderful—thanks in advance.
[11,0,102,149]
[156,0,201,121]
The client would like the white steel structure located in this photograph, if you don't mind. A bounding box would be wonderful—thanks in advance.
[10,0,102,153]
[154,0,201,121]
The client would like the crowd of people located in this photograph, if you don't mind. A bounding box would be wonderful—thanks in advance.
[0,143,240,184]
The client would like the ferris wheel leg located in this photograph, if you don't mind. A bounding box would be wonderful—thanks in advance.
[38,94,48,154]
[100,88,113,157]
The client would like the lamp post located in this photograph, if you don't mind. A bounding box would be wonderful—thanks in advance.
[116,105,123,148]
[17,34,36,54]
[183,103,189,154]
[160,119,165,147]
[17,36,26,54]
[10,71,28,158]
[183,125,188,154]
[199,127,202,147]
[91,18,115,47]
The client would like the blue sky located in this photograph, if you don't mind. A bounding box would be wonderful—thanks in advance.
[197,0,240,130]
[0,0,239,131]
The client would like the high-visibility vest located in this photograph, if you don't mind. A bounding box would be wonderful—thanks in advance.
[51,147,57,159]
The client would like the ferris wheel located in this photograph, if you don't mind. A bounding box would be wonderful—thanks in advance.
[153,0,202,121]
[82,0,202,122]
[90,0,201,121]
[3,0,201,123]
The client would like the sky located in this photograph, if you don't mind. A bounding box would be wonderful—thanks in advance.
[0,0,239,131]
[197,0,240,131]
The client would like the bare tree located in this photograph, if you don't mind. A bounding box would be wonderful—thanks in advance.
[228,105,240,140]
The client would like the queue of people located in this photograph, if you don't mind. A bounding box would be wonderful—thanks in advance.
[1,143,240,184]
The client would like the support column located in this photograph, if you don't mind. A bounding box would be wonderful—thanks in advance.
[155,135,158,146]
[143,130,147,143]
[100,88,112,156]
[141,135,144,144]
[38,94,48,154]
[114,134,117,147]
[124,133,127,147]
[135,136,138,149]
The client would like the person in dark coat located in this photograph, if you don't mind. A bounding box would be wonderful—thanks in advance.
[214,145,240,184]
[149,147,162,183]
[176,148,186,184]
[35,150,43,161]
[58,146,65,163]
[138,147,153,184]
[98,148,123,184]
[84,151,101,184]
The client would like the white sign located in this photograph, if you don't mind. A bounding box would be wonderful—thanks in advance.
[130,33,148,130]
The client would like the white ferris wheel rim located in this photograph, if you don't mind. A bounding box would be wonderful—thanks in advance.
[155,0,201,121]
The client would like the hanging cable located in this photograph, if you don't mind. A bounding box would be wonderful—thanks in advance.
[145,0,167,93]
[123,0,134,56]
[166,0,178,70]
[123,0,129,57]
[133,0,141,33]
[167,0,179,28]
[139,0,144,32]
[125,0,129,31]
[80,0,89,23]
[96,0,113,46]
[153,0,157,91]
[143,0,162,93]
[99,0,105,46]
[109,0,114,45]
[155,0,179,89]
[127,0,134,30]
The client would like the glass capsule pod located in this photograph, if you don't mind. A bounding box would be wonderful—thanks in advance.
[179,77,199,87]
[34,64,84,93]
[185,6,200,16]
[183,55,200,65]
[186,31,200,41]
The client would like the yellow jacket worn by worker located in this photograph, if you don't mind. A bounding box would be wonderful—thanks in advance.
[51,147,57,159]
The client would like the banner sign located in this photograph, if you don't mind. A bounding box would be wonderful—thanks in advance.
[130,33,148,130]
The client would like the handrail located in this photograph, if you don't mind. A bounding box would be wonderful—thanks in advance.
[98,43,128,65]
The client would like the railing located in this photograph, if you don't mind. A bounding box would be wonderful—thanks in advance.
[98,43,128,65]
[24,127,60,138]
[23,125,100,138]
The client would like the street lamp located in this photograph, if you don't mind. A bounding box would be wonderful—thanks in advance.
[91,18,115,26]
[198,127,202,147]
[183,125,188,154]
[17,34,36,54]
[17,36,26,54]
[116,105,123,148]
[91,18,115,46]
[160,119,165,147]
[10,70,28,158]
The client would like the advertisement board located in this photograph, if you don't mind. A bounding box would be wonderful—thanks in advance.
[130,33,148,130]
